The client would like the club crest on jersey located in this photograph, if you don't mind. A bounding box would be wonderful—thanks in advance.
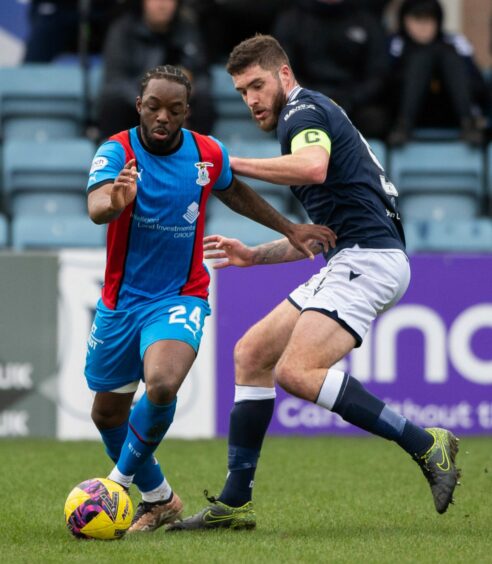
[195,162,214,186]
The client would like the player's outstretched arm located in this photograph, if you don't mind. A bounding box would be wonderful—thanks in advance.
[204,234,325,269]
[214,177,336,259]
[229,145,329,186]
[88,159,138,224]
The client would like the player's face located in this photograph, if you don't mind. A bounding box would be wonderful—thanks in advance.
[232,64,288,132]
[137,77,188,152]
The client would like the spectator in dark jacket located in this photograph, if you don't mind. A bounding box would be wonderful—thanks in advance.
[98,0,215,138]
[273,0,391,139]
[387,0,489,146]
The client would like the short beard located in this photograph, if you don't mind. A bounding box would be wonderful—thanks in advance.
[140,123,181,153]
[255,84,287,133]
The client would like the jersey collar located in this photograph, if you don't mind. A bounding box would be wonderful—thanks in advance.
[287,85,303,104]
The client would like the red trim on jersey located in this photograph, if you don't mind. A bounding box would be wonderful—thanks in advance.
[180,132,224,298]
[101,130,136,310]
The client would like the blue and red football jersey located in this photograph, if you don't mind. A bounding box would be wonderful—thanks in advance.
[87,127,233,310]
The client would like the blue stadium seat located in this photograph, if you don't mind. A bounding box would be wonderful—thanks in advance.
[206,213,297,247]
[211,64,248,119]
[0,213,8,247]
[390,142,484,220]
[3,139,95,216]
[404,219,492,253]
[12,215,105,250]
[213,117,267,143]
[0,64,85,140]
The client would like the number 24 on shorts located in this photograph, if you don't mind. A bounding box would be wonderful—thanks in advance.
[169,305,202,337]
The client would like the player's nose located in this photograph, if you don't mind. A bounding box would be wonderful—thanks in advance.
[156,109,170,123]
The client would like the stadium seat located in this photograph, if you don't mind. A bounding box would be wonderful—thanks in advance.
[0,64,85,140]
[213,117,267,143]
[211,64,248,119]
[390,142,484,220]
[206,213,297,247]
[0,213,8,247]
[3,139,95,216]
[12,215,105,250]
[404,219,492,253]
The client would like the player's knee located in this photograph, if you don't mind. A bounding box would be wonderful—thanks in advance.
[146,379,177,405]
[91,403,126,430]
[274,360,303,397]
[234,335,267,376]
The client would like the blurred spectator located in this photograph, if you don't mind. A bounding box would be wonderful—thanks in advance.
[185,0,287,63]
[273,0,391,139]
[387,0,490,146]
[97,0,215,138]
[24,0,126,62]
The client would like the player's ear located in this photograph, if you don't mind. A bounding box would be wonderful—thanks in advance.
[136,96,142,115]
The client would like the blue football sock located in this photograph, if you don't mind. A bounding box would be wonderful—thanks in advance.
[327,373,433,456]
[116,392,176,478]
[218,398,274,507]
[99,421,166,492]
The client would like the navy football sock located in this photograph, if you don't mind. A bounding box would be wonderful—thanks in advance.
[116,393,176,480]
[99,421,166,492]
[218,397,274,507]
[321,372,433,456]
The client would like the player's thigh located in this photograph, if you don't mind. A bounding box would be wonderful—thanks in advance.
[278,311,356,375]
[143,339,197,396]
[141,296,210,393]
[235,299,300,385]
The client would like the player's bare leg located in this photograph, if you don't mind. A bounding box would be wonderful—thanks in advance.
[275,311,460,514]
[168,300,300,531]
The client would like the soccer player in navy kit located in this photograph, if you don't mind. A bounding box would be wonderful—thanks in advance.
[169,36,460,531]
[85,65,336,533]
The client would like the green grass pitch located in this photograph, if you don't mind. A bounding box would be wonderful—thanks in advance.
[1,436,491,563]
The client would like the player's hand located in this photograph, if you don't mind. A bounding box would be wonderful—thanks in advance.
[111,159,138,211]
[285,223,337,260]
[203,235,255,269]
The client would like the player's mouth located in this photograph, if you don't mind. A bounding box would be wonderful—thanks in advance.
[253,108,269,122]
[152,127,169,141]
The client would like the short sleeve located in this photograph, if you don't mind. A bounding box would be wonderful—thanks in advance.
[278,102,332,154]
[87,140,126,193]
[210,137,233,191]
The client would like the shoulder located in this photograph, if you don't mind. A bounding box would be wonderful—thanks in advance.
[187,129,229,161]
[281,89,328,124]
[443,32,474,56]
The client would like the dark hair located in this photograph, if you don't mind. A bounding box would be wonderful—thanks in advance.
[226,34,291,76]
[399,0,443,35]
[140,65,191,100]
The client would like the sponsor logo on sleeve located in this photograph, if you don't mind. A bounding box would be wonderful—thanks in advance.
[90,156,109,174]
[283,103,316,122]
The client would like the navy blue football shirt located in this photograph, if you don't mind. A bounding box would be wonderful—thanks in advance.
[277,86,405,260]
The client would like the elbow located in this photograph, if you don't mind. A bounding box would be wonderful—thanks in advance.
[308,163,327,185]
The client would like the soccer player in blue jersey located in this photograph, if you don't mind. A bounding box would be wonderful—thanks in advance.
[85,64,336,533]
[168,36,460,531]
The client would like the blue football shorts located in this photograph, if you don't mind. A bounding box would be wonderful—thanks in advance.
[84,295,211,392]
